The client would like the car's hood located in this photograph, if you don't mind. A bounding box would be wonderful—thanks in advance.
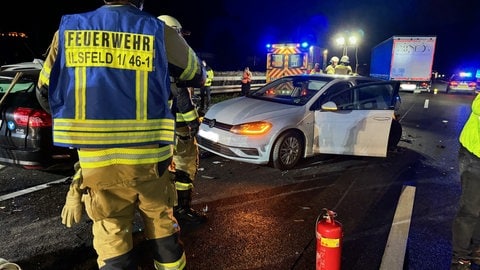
[204,97,300,124]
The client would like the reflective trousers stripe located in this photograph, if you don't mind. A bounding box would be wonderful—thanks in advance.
[78,145,173,168]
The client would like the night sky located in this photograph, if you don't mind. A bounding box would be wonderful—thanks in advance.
[2,0,478,74]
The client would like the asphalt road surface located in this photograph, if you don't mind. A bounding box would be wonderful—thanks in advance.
[0,88,475,270]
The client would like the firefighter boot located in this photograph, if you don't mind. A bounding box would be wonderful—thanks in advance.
[174,189,207,225]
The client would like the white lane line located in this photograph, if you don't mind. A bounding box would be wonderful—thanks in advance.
[379,185,416,270]
[424,99,429,108]
[0,177,70,202]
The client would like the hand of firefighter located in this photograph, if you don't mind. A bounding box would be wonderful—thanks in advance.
[61,166,84,228]
[188,117,201,137]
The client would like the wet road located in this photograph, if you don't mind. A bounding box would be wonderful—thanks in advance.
[0,88,474,270]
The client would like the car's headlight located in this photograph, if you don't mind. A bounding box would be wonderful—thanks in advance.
[230,121,272,135]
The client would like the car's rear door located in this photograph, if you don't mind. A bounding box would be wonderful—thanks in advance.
[313,81,399,157]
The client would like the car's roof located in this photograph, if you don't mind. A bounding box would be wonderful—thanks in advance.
[283,73,380,81]
[0,60,42,81]
[450,74,476,82]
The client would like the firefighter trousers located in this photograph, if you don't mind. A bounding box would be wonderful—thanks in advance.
[81,161,185,269]
[173,126,199,183]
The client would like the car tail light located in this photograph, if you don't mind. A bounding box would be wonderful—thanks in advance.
[468,82,477,88]
[450,81,459,87]
[13,107,52,128]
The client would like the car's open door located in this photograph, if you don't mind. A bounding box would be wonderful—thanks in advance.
[313,81,400,157]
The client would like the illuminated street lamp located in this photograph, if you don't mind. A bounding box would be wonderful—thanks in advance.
[335,36,347,55]
[334,30,363,74]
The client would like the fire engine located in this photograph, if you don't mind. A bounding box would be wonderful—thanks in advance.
[266,42,325,82]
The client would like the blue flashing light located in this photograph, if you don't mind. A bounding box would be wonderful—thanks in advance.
[266,43,272,49]
[459,72,472,78]
[301,42,309,48]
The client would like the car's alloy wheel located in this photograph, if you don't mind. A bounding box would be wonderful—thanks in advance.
[272,131,303,170]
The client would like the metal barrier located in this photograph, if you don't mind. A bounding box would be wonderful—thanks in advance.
[193,75,266,94]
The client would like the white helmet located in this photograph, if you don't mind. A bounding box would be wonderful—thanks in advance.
[157,15,188,35]
[330,56,339,63]
[340,55,350,64]
[158,15,181,30]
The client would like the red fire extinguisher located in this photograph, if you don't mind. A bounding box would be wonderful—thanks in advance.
[316,208,343,270]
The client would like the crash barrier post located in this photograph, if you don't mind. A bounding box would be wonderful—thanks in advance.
[316,209,343,270]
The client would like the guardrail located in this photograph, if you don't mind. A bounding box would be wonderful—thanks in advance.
[193,75,266,94]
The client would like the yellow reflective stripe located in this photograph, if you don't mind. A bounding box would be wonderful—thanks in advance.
[38,64,52,87]
[175,181,193,190]
[53,129,174,145]
[136,70,148,120]
[153,253,186,270]
[53,118,174,132]
[176,109,198,123]
[75,67,87,119]
[178,47,197,81]
[78,145,173,168]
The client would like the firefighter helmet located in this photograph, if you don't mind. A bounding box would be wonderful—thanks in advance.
[340,55,350,64]
[330,56,339,64]
[158,15,182,31]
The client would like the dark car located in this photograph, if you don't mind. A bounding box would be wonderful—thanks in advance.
[0,60,78,170]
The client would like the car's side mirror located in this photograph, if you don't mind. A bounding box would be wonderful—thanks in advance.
[321,101,338,111]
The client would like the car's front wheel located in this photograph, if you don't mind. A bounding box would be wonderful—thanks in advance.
[271,131,303,170]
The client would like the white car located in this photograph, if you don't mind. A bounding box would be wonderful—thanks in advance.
[197,74,402,170]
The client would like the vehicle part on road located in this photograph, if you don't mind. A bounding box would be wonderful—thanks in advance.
[316,209,342,270]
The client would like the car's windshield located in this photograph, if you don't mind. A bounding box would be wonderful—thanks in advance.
[249,76,331,105]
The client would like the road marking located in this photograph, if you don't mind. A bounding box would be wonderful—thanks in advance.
[0,177,70,202]
[379,185,416,270]
[424,99,429,108]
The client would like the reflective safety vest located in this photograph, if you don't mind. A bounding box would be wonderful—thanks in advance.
[334,64,352,75]
[204,68,214,87]
[47,5,175,150]
[171,87,198,128]
[459,93,480,158]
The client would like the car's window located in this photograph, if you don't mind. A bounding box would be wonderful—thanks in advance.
[315,81,354,110]
[250,76,330,105]
[313,81,398,111]
[0,80,34,93]
[356,84,394,110]
[354,79,378,85]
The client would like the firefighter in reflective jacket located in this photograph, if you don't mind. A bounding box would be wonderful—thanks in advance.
[37,1,205,269]
[334,55,353,75]
[158,15,207,225]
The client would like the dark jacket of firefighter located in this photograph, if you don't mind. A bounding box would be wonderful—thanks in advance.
[37,4,205,269]
[170,85,200,192]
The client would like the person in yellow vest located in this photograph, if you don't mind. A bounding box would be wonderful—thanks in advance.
[157,15,207,226]
[199,60,214,114]
[37,1,205,269]
[309,62,323,75]
[324,56,339,74]
[451,93,480,269]
[334,55,353,75]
